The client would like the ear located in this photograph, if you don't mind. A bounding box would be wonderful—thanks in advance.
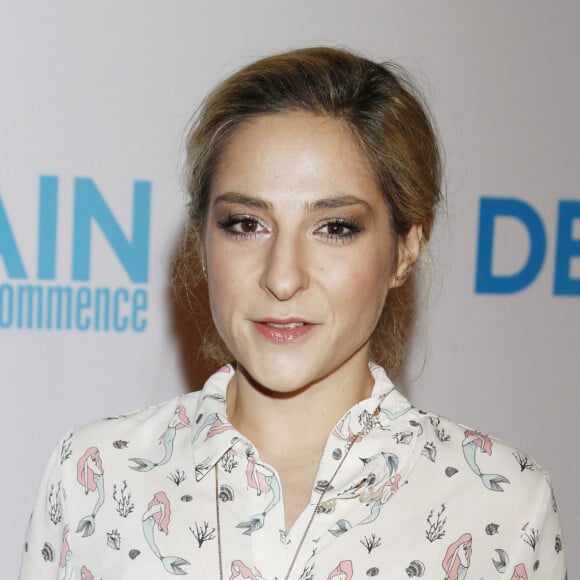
[389,224,423,288]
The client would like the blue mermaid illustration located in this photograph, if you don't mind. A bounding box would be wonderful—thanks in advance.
[130,406,190,472]
[191,412,234,444]
[142,491,189,575]
[76,447,105,537]
[462,429,510,491]
[329,451,401,533]
[236,456,281,535]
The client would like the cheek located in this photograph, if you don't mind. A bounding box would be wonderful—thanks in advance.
[321,249,391,314]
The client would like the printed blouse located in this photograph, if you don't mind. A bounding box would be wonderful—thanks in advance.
[20,364,567,579]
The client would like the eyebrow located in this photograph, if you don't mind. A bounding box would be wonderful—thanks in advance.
[213,192,372,212]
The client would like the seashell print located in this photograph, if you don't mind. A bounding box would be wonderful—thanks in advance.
[366,567,379,576]
[555,534,562,553]
[485,522,500,535]
[181,495,193,502]
[218,484,235,502]
[316,498,336,514]
[129,549,141,560]
[41,542,55,562]
[112,440,129,449]
[394,431,413,444]
[405,560,425,577]
[332,448,342,460]
[314,480,332,494]
[445,466,458,477]
[106,529,121,550]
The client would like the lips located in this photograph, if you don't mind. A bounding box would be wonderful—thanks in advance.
[252,318,315,343]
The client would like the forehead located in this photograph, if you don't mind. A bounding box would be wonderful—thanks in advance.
[210,112,384,208]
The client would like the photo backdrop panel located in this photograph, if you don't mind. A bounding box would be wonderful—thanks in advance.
[1,2,577,578]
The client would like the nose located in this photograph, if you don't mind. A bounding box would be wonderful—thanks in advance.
[260,232,309,301]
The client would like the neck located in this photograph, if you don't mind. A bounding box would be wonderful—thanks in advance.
[225,358,375,461]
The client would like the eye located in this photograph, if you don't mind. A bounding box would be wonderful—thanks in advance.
[217,214,267,239]
[315,218,362,242]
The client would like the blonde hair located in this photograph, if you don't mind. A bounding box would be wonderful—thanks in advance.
[177,46,442,374]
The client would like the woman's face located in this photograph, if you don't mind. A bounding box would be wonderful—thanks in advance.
[204,112,415,393]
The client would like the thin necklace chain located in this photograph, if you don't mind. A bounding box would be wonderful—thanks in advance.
[214,404,381,580]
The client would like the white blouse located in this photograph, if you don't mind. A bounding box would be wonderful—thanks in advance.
[20,364,566,579]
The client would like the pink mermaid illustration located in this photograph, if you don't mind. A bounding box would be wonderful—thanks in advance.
[511,563,528,580]
[191,412,234,443]
[327,560,353,579]
[76,447,105,537]
[130,405,190,472]
[80,565,95,580]
[236,455,281,535]
[142,491,190,575]
[462,429,510,491]
[442,533,472,580]
[229,559,264,579]
[59,524,73,580]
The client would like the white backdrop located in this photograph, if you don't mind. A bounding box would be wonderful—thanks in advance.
[1,2,578,577]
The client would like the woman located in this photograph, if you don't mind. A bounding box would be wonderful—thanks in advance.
[20,47,566,579]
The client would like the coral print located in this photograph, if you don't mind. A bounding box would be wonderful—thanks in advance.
[130,406,190,472]
[76,447,105,537]
[59,524,73,580]
[229,559,264,579]
[462,429,510,491]
[142,491,189,575]
[442,533,472,580]
[327,560,353,579]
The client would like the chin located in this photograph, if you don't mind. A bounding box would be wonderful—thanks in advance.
[237,353,324,395]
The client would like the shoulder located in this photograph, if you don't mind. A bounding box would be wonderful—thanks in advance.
[63,390,202,452]
[412,409,557,510]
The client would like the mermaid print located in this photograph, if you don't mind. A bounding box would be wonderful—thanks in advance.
[462,429,510,491]
[512,563,528,579]
[130,406,190,472]
[334,452,401,526]
[442,533,472,580]
[142,491,190,575]
[76,447,105,537]
[191,412,234,443]
[229,560,264,579]
[80,565,94,580]
[327,560,353,579]
[236,457,281,535]
[59,524,73,580]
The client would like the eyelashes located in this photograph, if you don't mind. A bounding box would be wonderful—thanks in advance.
[315,218,362,242]
[216,214,266,239]
[216,213,363,243]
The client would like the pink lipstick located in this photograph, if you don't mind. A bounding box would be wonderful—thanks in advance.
[253,318,314,343]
